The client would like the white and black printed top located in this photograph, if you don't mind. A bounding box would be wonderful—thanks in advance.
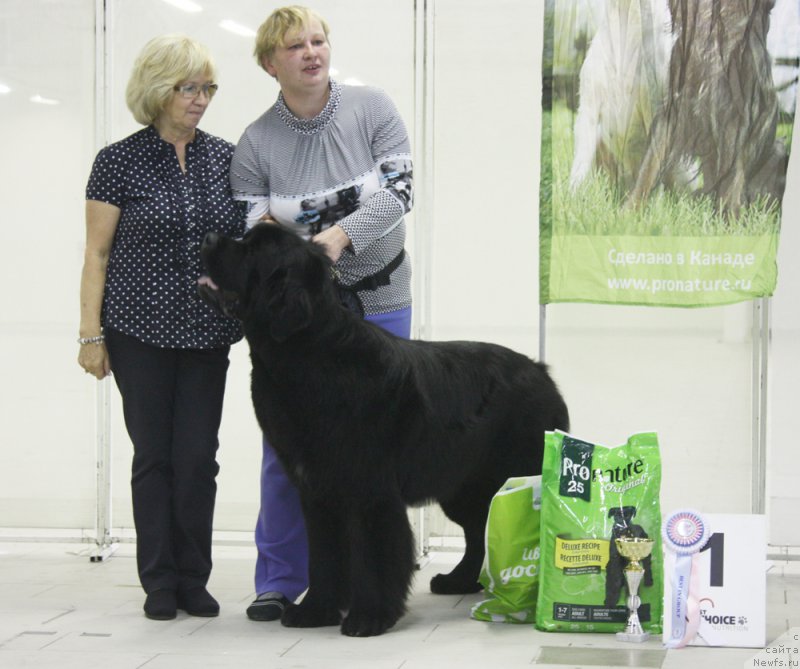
[86,126,246,348]
[230,80,413,315]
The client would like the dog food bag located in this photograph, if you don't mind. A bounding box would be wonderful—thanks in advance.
[536,431,663,633]
[471,476,542,624]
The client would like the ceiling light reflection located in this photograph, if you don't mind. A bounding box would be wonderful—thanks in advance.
[31,94,60,105]
[219,20,256,37]
[161,0,202,12]
[0,83,10,94]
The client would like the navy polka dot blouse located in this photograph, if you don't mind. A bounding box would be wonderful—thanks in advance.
[86,125,245,349]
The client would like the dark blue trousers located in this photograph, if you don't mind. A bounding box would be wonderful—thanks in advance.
[105,328,230,594]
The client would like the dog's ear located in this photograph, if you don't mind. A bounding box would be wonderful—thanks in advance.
[244,258,315,342]
[608,507,633,524]
[608,506,637,529]
[266,270,314,342]
[241,233,331,342]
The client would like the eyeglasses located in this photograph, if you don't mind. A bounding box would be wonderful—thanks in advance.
[174,82,219,99]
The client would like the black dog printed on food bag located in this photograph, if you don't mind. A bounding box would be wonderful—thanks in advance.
[604,506,653,608]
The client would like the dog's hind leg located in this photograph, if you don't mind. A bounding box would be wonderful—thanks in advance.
[430,481,496,595]
[340,497,416,637]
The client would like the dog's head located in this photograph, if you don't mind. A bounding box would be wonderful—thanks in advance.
[608,506,638,533]
[199,223,334,342]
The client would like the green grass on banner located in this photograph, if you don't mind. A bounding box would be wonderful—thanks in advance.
[548,102,786,238]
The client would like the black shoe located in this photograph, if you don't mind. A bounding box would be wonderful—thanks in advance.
[144,589,177,620]
[177,587,220,617]
[246,592,290,621]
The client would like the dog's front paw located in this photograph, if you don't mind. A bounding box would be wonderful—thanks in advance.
[281,601,341,628]
[430,573,482,595]
[341,610,397,637]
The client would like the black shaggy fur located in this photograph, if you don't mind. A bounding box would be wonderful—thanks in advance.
[199,223,570,637]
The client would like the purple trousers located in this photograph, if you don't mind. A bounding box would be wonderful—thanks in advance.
[254,307,412,599]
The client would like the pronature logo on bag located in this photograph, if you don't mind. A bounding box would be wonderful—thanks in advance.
[536,430,663,634]
[559,435,594,501]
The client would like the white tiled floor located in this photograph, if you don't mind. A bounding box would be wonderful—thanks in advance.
[0,541,797,668]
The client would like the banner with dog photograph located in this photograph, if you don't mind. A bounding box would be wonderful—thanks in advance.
[539,0,799,307]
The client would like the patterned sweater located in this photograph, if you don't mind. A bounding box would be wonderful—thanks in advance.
[230,81,413,315]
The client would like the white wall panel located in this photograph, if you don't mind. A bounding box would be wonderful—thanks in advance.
[0,0,97,528]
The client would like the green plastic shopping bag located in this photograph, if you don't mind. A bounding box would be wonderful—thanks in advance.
[471,476,542,623]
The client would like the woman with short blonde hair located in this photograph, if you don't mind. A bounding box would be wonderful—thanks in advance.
[253,5,330,67]
[126,34,217,125]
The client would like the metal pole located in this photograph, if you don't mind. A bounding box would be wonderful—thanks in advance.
[412,0,435,342]
[410,0,435,562]
[90,0,117,562]
[91,379,116,562]
[750,298,769,515]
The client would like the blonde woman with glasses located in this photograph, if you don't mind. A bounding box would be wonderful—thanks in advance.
[78,34,245,621]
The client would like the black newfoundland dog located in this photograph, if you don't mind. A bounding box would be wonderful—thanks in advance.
[199,223,569,636]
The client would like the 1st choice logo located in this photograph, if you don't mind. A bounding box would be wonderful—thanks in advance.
[700,600,749,631]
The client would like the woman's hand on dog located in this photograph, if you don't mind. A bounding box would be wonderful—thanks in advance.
[78,343,111,380]
[312,225,351,263]
[258,215,350,264]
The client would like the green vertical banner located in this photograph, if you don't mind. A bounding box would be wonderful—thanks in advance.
[540,0,797,307]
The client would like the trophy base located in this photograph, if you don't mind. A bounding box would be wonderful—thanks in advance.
[616,631,650,643]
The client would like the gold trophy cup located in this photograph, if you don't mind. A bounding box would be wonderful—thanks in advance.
[615,537,655,643]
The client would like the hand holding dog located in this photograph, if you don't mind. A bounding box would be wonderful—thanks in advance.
[312,224,350,263]
[259,214,350,262]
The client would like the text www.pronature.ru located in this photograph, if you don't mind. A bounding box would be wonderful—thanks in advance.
[608,277,753,294]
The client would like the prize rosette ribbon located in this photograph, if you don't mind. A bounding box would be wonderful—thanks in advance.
[662,510,710,648]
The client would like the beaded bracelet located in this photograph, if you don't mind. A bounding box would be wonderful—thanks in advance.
[78,335,105,345]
